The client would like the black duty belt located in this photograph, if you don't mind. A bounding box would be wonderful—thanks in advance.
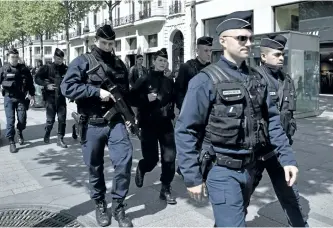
[213,153,255,169]
[88,117,107,125]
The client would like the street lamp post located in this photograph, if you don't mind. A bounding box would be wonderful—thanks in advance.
[29,41,33,67]
[83,25,90,53]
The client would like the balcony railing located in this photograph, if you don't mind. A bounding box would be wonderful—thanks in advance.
[137,8,151,21]
[113,14,135,27]
[69,31,82,38]
[169,1,183,15]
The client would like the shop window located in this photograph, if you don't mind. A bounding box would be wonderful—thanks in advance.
[148,34,158,48]
[275,3,300,31]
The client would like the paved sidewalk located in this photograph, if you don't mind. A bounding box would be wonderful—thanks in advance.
[0,96,333,227]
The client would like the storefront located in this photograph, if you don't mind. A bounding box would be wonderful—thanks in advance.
[274,1,333,94]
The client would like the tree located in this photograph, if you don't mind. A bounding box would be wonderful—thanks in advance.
[23,1,64,63]
[0,1,20,62]
[58,1,103,64]
[4,1,30,60]
[190,0,198,59]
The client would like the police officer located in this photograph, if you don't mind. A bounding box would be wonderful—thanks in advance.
[249,35,308,227]
[131,48,177,205]
[35,48,68,148]
[175,11,299,227]
[60,24,133,227]
[0,48,35,153]
[175,36,212,110]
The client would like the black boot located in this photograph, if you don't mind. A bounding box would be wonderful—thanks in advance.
[160,184,177,205]
[17,131,24,145]
[135,164,144,188]
[94,199,111,227]
[44,131,51,143]
[57,135,68,148]
[112,199,133,227]
[72,124,77,140]
[9,139,17,153]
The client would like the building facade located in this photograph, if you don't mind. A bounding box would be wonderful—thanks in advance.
[190,0,333,95]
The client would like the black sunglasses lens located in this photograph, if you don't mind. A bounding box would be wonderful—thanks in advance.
[237,36,253,42]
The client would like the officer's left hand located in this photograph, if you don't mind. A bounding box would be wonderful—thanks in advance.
[28,95,35,106]
[283,165,298,186]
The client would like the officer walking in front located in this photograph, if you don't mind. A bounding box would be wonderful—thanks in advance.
[249,34,308,226]
[175,11,299,227]
[35,48,68,148]
[0,48,35,153]
[60,24,133,227]
[131,48,177,205]
[175,36,213,110]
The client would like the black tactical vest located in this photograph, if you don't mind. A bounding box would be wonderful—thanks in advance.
[76,53,128,117]
[202,64,269,152]
[1,64,26,98]
[256,66,297,137]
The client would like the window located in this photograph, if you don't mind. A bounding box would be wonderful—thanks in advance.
[203,16,226,50]
[148,34,158,48]
[77,23,82,36]
[44,47,52,55]
[35,47,41,55]
[275,3,299,31]
[158,0,162,7]
[115,40,121,52]
[129,38,137,50]
[117,7,120,20]
[45,32,52,40]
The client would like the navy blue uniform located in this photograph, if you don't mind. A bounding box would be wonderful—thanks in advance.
[0,63,35,140]
[35,63,68,137]
[251,65,308,227]
[175,56,297,226]
[60,49,133,201]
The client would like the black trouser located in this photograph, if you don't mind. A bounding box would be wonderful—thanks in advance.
[251,155,308,227]
[138,118,176,185]
[45,97,67,136]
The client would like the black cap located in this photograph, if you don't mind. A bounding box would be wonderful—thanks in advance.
[156,48,168,59]
[54,48,64,58]
[96,24,116,40]
[197,36,213,46]
[216,10,253,35]
[260,34,287,51]
[8,48,19,55]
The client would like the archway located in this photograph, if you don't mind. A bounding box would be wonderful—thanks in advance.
[170,30,184,72]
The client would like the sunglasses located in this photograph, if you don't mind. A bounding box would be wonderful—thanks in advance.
[223,35,253,43]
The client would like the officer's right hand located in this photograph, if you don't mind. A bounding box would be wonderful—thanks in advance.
[46,84,56,90]
[99,89,116,102]
[187,184,204,202]
[283,165,298,186]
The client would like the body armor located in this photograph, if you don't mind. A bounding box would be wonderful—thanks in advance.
[256,66,297,138]
[1,64,26,98]
[76,53,128,118]
[202,64,269,152]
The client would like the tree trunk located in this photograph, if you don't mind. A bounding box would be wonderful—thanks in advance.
[2,42,5,65]
[190,0,197,59]
[21,34,25,60]
[108,1,113,24]
[66,24,70,64]
[40,34,44,64]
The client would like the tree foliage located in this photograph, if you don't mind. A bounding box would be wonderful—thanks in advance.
[57,0,103,63]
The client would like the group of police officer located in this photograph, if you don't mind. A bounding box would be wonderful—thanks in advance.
[0,9,309,227]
